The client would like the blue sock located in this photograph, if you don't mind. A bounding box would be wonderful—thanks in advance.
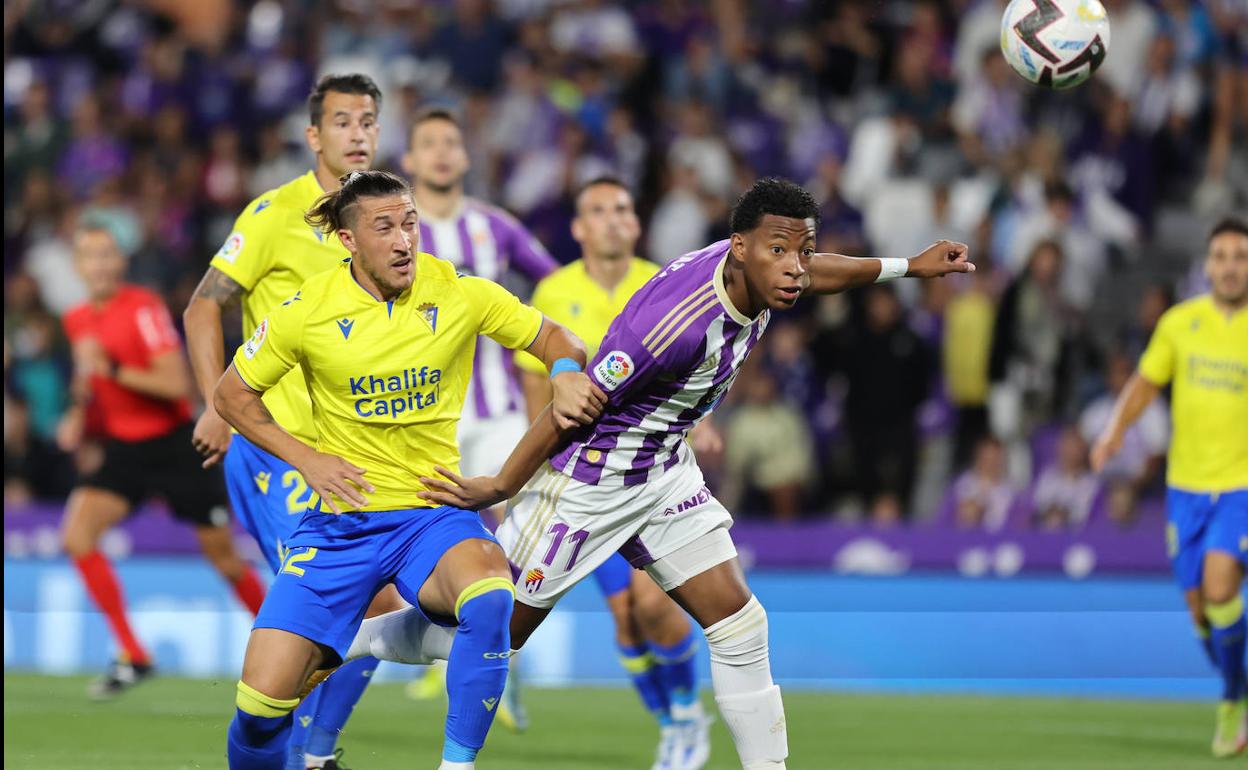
[650,629,699,713]
[1197,625,1220,668]
[443,578,514,763]
[618,642,671,725]
[1208,596,1247,702]
[285,686,320,770]
[230,682,299,770]
[305,656,379,757]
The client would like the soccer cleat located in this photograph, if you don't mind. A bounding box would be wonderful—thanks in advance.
[677,712,714,770]
[1211,699,1247,759]
[650,724,682,770]
[87,659,154,700]
[316,747,352,769]
[405,662,446,702]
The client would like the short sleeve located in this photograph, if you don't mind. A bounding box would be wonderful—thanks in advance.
[132,298,182,359]
[232,292,307,392]
[461,276,544,351]
[513,278,555,374]
[209,195,279,291]
[585,317,667,405]
[1137,310,1176,386]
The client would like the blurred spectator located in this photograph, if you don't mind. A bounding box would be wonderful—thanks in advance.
[952,49,1026,168]
[56,95,127,199]
[1008,182,1107,313]
[722,367,816,522]
[1030,427,1100,531]
[5,80,68,193]
[1099,0,1160,98]
[1079,353,1167,527]
[943,270,996,467]
[1117,283,1173,362]
[952,436,1018,532]
[550,0,641,60]
[436,0,511,93]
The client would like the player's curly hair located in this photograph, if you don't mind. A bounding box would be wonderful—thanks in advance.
[729,177,819,234]
[305,170,411,234]
[307,73,382,126]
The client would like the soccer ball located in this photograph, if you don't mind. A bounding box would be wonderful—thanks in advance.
[1000,0,1111,90]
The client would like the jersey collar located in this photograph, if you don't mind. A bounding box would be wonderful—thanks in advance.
[713,250,757,325]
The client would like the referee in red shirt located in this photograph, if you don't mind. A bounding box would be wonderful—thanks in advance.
[57,221,266,699]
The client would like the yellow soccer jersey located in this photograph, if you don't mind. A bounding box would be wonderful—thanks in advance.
[233,254,543,511]
[1138,295,1248,493]
[211,171,343,441]
[514,257,658,373]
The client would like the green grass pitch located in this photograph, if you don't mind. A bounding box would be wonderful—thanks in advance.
[1,674,1222,769]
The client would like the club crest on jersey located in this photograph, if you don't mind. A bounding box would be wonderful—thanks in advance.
[417,303,439,333]
[594,350,634,391]
[216,232,244,263]
[243,319,268,359]
[524,568,545,593]
[337,317,355,340]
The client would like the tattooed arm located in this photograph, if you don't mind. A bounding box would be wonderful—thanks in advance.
[183,267,245,467]
[215,363,372,513]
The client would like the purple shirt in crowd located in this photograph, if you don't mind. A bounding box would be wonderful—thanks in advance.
[553,240,769,487]
[417,197,558,421]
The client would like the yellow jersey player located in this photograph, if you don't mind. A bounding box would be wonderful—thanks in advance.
[514,177,714,770]
[215,170,603,770]
[1093,216,1248,759]
[182,73,396,770]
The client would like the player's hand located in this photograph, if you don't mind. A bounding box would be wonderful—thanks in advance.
[689,418,724,465]
[1089,430,1122,473]
[55,408,85,453]
[417,466,508,511]
[192,407,233,469]
[295,450,374,514]
[906,240,974,279]
[73,337,113,378]
[550,371,607,430]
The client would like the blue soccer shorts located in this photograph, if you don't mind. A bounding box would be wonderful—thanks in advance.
[223,433,312,573]
[1167,487,1248,591]
[254,504,499,661]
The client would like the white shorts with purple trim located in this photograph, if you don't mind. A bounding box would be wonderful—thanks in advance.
[496,447,734,608]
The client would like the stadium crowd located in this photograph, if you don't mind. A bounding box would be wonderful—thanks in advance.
[4,0,1246,528]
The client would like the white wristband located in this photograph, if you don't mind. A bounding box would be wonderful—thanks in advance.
[875,257,909,283]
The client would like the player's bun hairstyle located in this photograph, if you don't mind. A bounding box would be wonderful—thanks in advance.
[308,73,382,126]
[305,170,411,234]
[729,177,819,234]
[1209,216,1248,242]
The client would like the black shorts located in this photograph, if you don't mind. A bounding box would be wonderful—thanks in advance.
[79,423,230,528]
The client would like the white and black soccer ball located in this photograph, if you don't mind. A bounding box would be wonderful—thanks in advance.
[1000,0,1111,89]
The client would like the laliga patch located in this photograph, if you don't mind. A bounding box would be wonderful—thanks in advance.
[216,231,244,263]
[243,318,268,359]
[593,350,634,391]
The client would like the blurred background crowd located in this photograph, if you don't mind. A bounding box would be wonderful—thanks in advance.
[4,0,1246,531]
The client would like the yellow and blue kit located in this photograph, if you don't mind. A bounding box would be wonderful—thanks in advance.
[1137,295,1248,590]
[212,171,348,572]
[232,253,540,654]
[514,257,658,599]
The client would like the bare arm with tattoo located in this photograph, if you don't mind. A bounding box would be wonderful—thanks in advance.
[183,267,245,467]
[215,363,373,513]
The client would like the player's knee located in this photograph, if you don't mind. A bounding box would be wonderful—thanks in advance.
[1204,580,1242,609]
[455,577,515,645]
[703,595,769,668]
[631,578,673,629]
[234,680,298,741]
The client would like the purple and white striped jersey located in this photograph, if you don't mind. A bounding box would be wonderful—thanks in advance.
[551,239,770,487]
[418,197,558,420]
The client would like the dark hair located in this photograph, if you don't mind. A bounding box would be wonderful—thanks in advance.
[410,106,461,134]
[308,73,382,126]
[1209,216,1248,242]
[574,175,631,206]
[729,178,819,234]
[1044,180,1075,204]
[305,170,411,234]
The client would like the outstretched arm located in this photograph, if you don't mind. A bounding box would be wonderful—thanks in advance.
[808,240,974,295]
[1090,373,1161,473]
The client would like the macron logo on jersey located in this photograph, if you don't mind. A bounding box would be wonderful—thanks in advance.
[253,199,271,214]
[337,318,355,340]
[594,351,634,391]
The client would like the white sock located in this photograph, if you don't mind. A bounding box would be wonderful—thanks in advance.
[304,754,334,769]
[437,761,473,770]
[704,596,788,768]
[345,607,456,664]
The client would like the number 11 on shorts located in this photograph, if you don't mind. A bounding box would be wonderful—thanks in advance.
[542,523,589,570]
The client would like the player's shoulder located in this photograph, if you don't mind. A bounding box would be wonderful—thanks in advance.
[623,240,731,342]
[237,172,317,222]
[1156,295,1214,331]
[536,260,587,294]
[418,251,463,284]
[116,284,165,308]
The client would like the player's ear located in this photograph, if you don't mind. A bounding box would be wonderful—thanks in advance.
[400,150,415,177]
[570,216,585,244]
[338,227,355,253]
[729,232,747,264]
[306,123,322,155]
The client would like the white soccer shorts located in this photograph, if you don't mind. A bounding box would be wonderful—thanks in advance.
[496,447,734,608]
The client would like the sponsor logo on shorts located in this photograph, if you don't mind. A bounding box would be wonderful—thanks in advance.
[243,318,268,359]
[663,486,712,516]
[216,232,244,263]
[594,351,634,391]
[524,567,545,593]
